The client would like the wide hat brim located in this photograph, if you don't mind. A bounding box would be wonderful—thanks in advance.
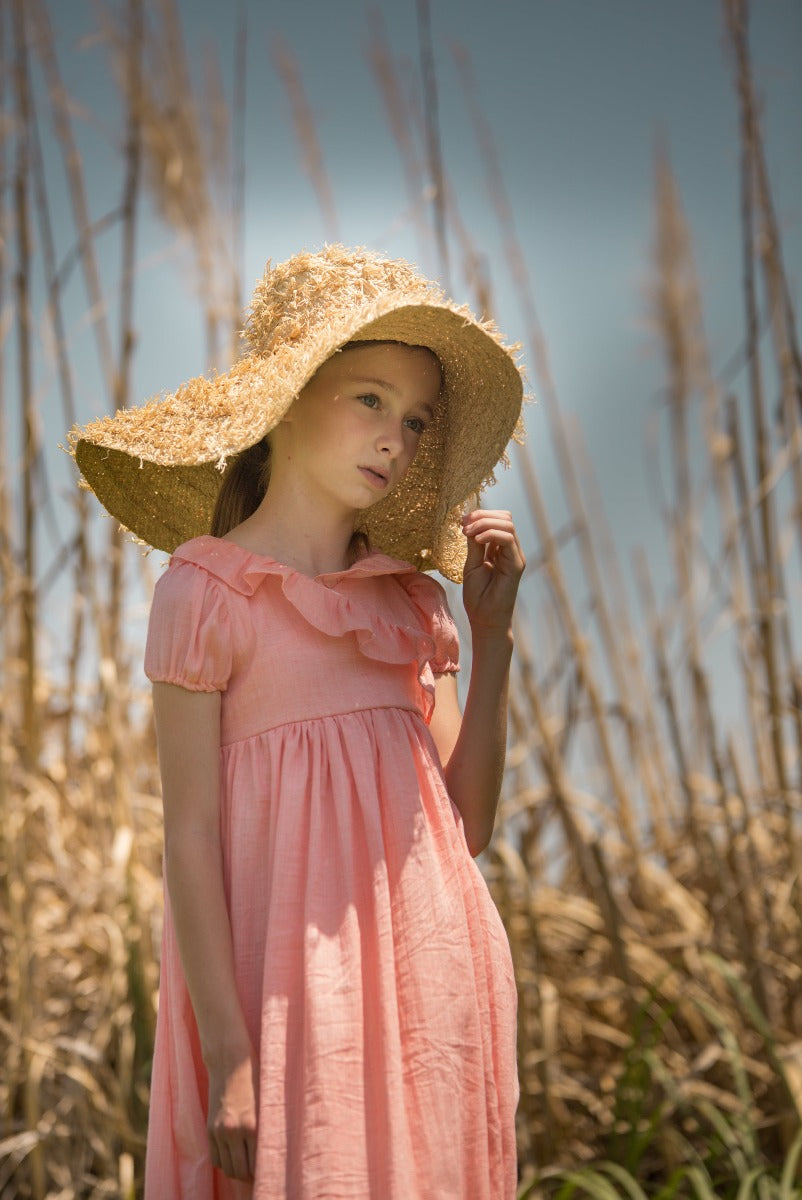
[72,293,524,581]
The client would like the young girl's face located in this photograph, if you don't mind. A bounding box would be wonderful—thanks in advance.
[272,342,442,514]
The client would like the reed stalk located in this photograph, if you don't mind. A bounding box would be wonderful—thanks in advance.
[31,0,128,712]
[231,1,247,347]
[725,0,789,805]
[107,0,144,659]
[3,780,46,1200]
[271,34,340,242]
[12,0,39,771]
[570,419,679,848]
[454,44,650,859]
[632,547,702,853]
[366,7,433,266]
[516,442,642,857]
[724,0,802,802]
[26,23,93,765]
[511,616,635,995]
[0,0,12,681]
[4,0,44,1140]
[31,0,116,390]
[653,144,710,776]
[725,394,778,789]
[415,0,450,290]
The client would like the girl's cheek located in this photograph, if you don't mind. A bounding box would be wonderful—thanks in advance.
[405,429,424,454]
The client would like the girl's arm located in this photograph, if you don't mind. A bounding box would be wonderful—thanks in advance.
[152,681,257,1182]
[428,509,524,856]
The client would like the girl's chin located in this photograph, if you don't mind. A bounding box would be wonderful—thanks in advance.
[361,488,395,510]
[352,485,397,510]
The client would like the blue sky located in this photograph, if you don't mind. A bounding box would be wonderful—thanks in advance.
[43,0,801,523]
[18,1,802,721]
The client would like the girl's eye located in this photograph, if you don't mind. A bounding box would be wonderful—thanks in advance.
[358,393,380,409]
[405,416,427,435]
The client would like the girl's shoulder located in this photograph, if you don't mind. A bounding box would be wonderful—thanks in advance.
[146,538,236,691]
[149,536,234,619]
[168,534,250,580]
[160,535,283,600]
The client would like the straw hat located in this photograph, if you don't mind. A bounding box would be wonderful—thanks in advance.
[70,244,525,581]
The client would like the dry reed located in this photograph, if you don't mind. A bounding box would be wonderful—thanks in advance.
[271,33,340,244]
[1,1,800,1195]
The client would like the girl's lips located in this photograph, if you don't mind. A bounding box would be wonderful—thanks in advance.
[359,466,389,488]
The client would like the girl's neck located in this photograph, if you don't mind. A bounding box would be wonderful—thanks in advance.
[224,490,358,578]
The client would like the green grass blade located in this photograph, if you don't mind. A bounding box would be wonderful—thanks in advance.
[652,1168,694,1200]
[779,1127,802,1199]
[735,1167,770,1200]
[683,1166,720,1200]
[548,1169,626,1200]
[596,1161,650,1199]
[694,1097,751,1174]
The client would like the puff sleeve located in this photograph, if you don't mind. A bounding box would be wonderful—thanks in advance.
[428,581,460,677]
[398,570,460,679]
[144,560,233,692]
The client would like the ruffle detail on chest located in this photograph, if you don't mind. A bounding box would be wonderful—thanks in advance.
[171,537,459,722]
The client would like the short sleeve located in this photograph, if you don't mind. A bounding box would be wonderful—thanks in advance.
[407,574,460,677]
[144,560,233,692]
[430,582,460,676]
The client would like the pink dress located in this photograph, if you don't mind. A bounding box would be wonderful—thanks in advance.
[143,536,518,1199]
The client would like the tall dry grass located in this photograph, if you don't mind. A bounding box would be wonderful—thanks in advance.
[1,0,800,1196]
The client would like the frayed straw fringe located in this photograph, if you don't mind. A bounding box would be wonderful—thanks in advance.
[70,245,526,581]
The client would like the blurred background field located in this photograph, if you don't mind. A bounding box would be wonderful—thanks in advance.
[2,0,802,1195]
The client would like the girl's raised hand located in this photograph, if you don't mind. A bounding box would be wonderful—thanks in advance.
[461,509,525,635]
[207,1046,259,1181]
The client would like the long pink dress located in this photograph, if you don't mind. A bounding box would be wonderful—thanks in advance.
[143,536,518,1199]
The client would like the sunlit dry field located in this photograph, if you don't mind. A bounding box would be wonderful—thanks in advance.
[2,0,801,1195]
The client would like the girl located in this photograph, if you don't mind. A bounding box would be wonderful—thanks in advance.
[71,245,526,1199]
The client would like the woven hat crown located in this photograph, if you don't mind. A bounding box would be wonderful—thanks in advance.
[70,244,525,580]
[245,246,444,357]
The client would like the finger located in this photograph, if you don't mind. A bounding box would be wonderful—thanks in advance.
[471,529,517,546]
[461,516,516,540]
[245,1130,257,1180]
[470,534,523,569]
[472,537,525,579]
[463,528,488,571]
[463,508,512,522]
[227,1136,252,1181]
[463,518,522,554]
[218,1138,236,1180]
[462,509,514,527]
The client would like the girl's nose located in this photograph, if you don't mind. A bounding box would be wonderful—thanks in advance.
[377,420,404,456]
